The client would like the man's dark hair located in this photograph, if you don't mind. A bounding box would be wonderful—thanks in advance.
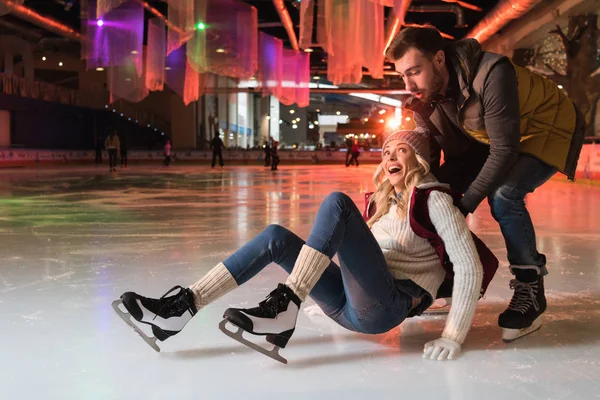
[385,24,446,61]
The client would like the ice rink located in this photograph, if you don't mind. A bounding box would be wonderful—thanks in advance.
[1,165,599,400]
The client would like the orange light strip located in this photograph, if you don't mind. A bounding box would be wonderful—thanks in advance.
[135,0,186,36]
[0,0,81,41]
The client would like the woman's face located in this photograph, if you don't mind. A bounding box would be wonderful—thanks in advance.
[382,140,417,190]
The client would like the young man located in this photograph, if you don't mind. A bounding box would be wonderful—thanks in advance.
[386,25,585,342]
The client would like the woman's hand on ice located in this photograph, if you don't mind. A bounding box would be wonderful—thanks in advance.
[423,337,461,360]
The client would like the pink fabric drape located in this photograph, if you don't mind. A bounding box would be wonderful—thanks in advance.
[258,32,283,98]
[96,0,127,18]
[166,0,195,55]
[108,52,149,103]
[279,49,310,108]
[83,0,144,75]
[321,0,384,84]
[146,18,166,91]
[186,0,257,80]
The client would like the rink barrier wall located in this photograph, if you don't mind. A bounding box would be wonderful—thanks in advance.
[1,144,600,182]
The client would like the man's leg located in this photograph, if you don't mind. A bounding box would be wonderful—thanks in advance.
[487,154,557,342]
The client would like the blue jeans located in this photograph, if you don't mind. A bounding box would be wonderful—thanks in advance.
[222,192,425,334]
[440,153,556,268]
[487,155,557,268]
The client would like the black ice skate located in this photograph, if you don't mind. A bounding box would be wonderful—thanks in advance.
[219,283,301,364]
[498,265,547,342]
[112,286,197,352]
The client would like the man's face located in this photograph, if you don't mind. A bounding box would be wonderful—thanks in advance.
[394,48,445,103]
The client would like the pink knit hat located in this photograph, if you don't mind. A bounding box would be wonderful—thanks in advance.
[382,127,430,163]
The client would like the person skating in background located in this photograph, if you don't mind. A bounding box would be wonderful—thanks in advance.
[120,134,128,169]
[346,139,360,167]
[163,139,172,167]
[95,136,103,166]
[271,140,280,171]
[210,133,225,169]
[105,130,120,172]
[264,140,271,167]
[113,128,489,363]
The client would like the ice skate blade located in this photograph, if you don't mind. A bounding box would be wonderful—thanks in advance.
[422,298,451,315]
[218,319,288,364]
[112,300,161,352]
[502,315,542,343]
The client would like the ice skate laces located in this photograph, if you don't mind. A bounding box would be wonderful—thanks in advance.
[153,285,194,320]
[508,279,539,314]
[258,284,289,318]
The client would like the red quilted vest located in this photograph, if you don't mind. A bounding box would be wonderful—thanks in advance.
[363,186,498,298]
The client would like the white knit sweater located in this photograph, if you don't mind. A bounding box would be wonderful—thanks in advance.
[370,185,483,344]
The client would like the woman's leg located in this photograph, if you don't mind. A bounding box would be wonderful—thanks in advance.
[298,191,412,333]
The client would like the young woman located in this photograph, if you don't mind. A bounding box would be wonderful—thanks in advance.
[113,127,483,362]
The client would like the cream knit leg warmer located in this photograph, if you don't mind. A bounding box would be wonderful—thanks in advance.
[285,245,331,301]
[188,262,238,310]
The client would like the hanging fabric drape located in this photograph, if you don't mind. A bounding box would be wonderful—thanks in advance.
[166,0,195,55]
[258,32,283,98]
[186,0,257,80]
[83,0,144,75]
[108,51,149,103]
[96,0,127,18]
[279,49,310,107]
[319,0,384,84]
[146,18,166,91]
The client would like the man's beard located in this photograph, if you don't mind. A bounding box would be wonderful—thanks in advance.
[415,68,444,103]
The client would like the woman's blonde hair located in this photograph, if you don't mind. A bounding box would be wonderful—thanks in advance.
[366,152,434,227]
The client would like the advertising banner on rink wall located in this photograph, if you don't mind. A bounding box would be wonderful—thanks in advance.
[1,144,600,182]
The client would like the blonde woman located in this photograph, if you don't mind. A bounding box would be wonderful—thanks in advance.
[113,128,483,363]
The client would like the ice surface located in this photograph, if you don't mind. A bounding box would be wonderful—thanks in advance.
[1,165,599,400]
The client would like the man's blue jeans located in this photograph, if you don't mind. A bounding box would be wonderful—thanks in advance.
[440,153,557,268]
[222,192,424,334]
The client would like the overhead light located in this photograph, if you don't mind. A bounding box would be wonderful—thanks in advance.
[405,117,411,121]
[379,119,384,123]
[316,109,320,112]
[250,76,256,80]
[135,120,138,123]
[336,111,341,115]
[216,48,226,53]
[296,118,300,122]
[266,116,271,120]
[96,67,104,71]
[364,117,369,122]
[165,66,171,70]
[161,132,164,135]
[313,76,320,80]
[557,85,563,89]
[147,124,151,127]
[42,56,46,61]
[196,21,206,30]
[97,19,104,27]
[279,119,283,124]
[131,50,138,55]
[112,109,116,112]
[289,109,295,114]
[125,78,131,82]
[58,62,63,67]
[378,109,386,115]
[120,113,124,116]
[314,121,319,125]
[104,105,108,108]
[309,124,315,129]
[292,124,298,129]
[304,48,314,53]
[154,128,158,131]
[128,118,131,121]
